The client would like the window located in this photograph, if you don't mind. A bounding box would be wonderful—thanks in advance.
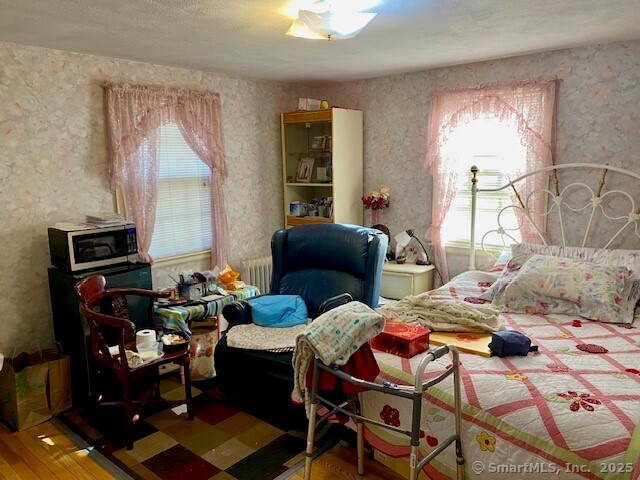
[441,117,526,249]
[149,123,212,260]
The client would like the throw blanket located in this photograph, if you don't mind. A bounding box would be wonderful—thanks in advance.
[226,323,307,352]
[291,301,385,406]
[376,295,504,333]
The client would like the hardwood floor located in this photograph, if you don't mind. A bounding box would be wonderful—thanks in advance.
[292,444,405,480]
[0,421,115,480]
[0,421,405,480]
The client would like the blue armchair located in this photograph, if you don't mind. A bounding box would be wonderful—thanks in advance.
[214,223,387,409]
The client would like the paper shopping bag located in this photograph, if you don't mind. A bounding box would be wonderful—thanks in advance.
[0,353,51,430]
[44,350,71,415]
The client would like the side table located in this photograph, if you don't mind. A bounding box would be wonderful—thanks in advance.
[380,262,435,299]
[154,286,260,380]
[154,285,260,334]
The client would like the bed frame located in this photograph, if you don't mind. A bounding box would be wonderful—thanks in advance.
[469,162,640,270]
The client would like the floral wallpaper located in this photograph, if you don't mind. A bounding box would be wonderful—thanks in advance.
[0,41,310,354]
[316,40,640,278]
[1,38,639,354]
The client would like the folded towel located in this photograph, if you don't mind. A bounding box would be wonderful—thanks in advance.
[291,301,385,408]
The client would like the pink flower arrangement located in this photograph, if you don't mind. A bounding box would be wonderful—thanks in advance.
[362,185,390,211]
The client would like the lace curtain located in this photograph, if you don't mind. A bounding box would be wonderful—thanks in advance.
[105,83,229,267]
[425,79,557,285]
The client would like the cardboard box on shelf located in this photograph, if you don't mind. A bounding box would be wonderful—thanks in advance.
[298,98,322,111]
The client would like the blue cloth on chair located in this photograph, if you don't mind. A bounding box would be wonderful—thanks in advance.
[248,295,308,328]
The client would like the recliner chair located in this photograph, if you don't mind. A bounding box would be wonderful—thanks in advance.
[214,223,387,411]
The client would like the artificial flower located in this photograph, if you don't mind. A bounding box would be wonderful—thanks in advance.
[361,184,391,211]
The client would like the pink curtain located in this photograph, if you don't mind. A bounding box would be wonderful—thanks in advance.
[105,85,166,262]
[105,84,229,267]
[176,93,229,268]
[425,79,557,285]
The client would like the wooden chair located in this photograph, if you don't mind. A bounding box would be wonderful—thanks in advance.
[75,275,193,450]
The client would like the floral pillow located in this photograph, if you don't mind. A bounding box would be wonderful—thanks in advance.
[487,250,513,272]
[511,243,640,277]
[493,254,631,323]
[619,277,640,322]
[510,244,640,319]
[479,253,532,301]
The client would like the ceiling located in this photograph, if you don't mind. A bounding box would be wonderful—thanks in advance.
[1,0,639,84]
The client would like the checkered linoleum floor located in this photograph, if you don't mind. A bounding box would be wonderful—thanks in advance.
[60,376,316,480]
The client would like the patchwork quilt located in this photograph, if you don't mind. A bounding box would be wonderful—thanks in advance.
[362,271,640,479]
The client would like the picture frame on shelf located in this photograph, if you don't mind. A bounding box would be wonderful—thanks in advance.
[311,135,326,149]
[296,157,314,182]
[316,167,330,182]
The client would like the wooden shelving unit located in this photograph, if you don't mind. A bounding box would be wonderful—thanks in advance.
[286,215,333,226]
[281,108,363,229]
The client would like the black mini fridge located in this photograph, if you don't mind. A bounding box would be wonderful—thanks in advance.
[48,262,153,406]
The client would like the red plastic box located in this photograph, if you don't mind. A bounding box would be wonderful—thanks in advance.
[370,320,430,358]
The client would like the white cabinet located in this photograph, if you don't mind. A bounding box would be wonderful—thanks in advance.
[380,262,435,300]
[281,108,363,228]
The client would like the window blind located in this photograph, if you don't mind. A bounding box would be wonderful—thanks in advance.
[149,123,212,260]
[442,159,521,248]
[441,117,525,249]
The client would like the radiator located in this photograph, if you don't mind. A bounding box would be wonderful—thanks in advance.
[241,256,272,294]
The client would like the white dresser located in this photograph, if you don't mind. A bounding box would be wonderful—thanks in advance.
[380,262,435,300]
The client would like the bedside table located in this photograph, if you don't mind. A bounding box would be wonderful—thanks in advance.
[380,262,435,299]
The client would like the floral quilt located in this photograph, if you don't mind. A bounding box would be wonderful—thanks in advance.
[361,271,640,479]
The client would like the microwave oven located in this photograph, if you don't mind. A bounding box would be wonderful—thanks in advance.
[48,223,139,272]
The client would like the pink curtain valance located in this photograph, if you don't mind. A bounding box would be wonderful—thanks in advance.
[105,83,229,267]
[424,78,557,285]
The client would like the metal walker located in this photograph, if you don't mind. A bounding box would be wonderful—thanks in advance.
[303,344,465,480]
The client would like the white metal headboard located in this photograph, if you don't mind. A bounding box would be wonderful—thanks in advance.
[469,162,640,270]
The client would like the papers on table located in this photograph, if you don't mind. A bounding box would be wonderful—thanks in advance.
[200,294,225,302]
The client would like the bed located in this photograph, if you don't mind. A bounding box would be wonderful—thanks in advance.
[360,163,640,480]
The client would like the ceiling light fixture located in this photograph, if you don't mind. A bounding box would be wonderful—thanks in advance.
[285,0,379,40]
